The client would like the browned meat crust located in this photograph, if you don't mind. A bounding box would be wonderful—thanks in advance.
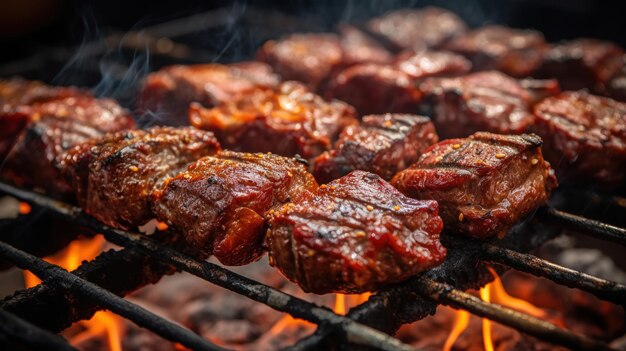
[392,132,557,239]
[338,24,393,66]
[152,151,317,265]
[266,170,445,294]
[313,114,438,183]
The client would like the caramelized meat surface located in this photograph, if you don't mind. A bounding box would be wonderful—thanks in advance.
[313,114,438,183]
[418,71,535,138]
[152,151,317,265]
[608,58,626,102]
[532,92,626,186]
[366,7,467,52]
[392,133,556,239]
[2,94,135,200]
[394,51,472,79]
[444,25,547,77]
[266,171,445,294]
[137,62,280,126]
[535,39,624,94]
[189,81,357,159]
[61,127,220,229]
[339,25,393,66]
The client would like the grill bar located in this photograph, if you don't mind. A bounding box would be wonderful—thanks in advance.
[414,277,615,351]
[0,240,229,351]
[481,243,626,305]
[540,207,626,246]
[0,308,77,351]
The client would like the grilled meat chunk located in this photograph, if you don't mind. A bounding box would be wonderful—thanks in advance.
[392,132,556,239]
[607,58,626,102]
[257,33,343,91]
[518,78,561,105]
[189,81,357,159]
[137,62,280,126]
[532,91,626,186]
[534,39,624,94]
[418,71,535,138]
[313,114,438,183]
[62,127,220,229]
[395,51,472,79]
[152,151,317,265]
[266,170,445,294]
[339,25,393,66]
[2,94,135,200]
[444,25,547,77]
[366,7,467,52]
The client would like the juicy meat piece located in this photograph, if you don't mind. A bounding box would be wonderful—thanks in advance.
[532,91,626,186]
[338,25,393,66]
[324,63,422,115]
[607,58,626,102]
[266,170,445,294]
[1,95,135,200]
[534,39,624,93]
[137,62,280,126]
[61,127,220,229]
[443,25,548,77]
[418,71,535,138]
[189,81,357,159]
[518,78,561,105]
[257,34,343,90]
[313,114,438,183]
[366,7,467,52]
[392,132,557,239]
[394,51,472,79]
[152,151,317,265]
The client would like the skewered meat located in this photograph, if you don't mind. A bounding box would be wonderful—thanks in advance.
[137,62,280,126]
[266,170,445,294]
[1,94,135,200]
[366,7,467,52]
[338,25,393,66]
[61,127,220,229]
[189,81,357,159]
[418,71,535,138]
[257,34,343,91]
[534,39,624,94]
[392,132,557,239]
[152,151,317,265]
[313,114,438,183]
[443,25,547,77]
[532,91,626,186]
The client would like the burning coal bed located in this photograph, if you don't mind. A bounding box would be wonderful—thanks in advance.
[13,232,625,351]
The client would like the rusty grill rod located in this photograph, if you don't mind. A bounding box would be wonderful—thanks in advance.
[480,242,626,305]
[0,240,229,351]
[539,207,626,246]
[413,276,616,351]
[0,182,420,351]
[0,308,77,351]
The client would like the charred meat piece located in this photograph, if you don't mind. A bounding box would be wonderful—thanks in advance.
[1,95,135,200]
[61,127,220,229]
[257,34,343,91]
[137,62,280,126]
[366,7,467,52]
[152,151,317,265]
[189,81,357,159]
[444,25,548,77]
[338,25,393,66]
[418,71,535,138]
[266,170,445,294]
[393,132,556,239]
[534,39,624,93]
[532,91,626,186]
[313,114,438,183]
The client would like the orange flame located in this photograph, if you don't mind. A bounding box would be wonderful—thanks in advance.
[443,309,470,351]
[486,266,545,318]
[333,292,372,315]
[23,235,124,351]
[480,286,495,351]
[334,294,347,315]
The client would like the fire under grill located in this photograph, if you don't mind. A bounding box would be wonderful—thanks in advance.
[1,4,626,351]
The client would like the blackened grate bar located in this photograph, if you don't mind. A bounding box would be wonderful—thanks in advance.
[539,207,626,246]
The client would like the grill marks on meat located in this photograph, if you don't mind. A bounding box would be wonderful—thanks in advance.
[313,114,438,183]
[366,7,467,52]
[419,71,535,138]
[266,170,445,294]
[535,39,624,94]
[152,151,317,265]
[61,127,220,229]
[137,62,280,126]
[189,81,357,159]
[532,91,626,186]
[444,25,548,77]
[392,132,556,239]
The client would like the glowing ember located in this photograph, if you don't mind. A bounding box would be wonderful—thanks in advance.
[18,201,31,215]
